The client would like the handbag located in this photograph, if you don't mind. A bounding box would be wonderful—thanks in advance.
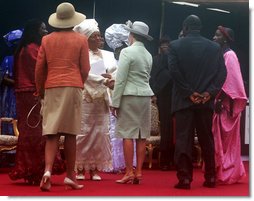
[26,100,42,128]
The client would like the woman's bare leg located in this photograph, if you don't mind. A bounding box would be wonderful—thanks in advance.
[44,134,60,173]
[123,139,134,174]
[135,138,146,176]
[64,134,77,181]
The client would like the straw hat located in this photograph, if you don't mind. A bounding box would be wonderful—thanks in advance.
[48,2,86,29]
[125,21,153,41]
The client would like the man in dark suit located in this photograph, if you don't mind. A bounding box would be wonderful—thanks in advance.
[168,15,227,189]
[150,37,174,170]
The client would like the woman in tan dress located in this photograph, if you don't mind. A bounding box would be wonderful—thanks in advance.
[35,3,90,191]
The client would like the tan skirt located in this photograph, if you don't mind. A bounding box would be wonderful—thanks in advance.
[41,87,82,136]
[115,96,151,139]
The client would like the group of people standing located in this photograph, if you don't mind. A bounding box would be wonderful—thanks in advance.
[150,15,247,189]
[0,1,247,192]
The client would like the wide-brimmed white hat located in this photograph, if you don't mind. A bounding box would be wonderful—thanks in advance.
[48,2,86,29]
[125,21,153,41]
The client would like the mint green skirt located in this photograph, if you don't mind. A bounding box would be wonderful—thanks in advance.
[115,96,151,139]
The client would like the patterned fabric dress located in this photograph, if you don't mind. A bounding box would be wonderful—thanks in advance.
[8,43,65,184]
[0,56,16,135]
[1,29,22,135]
[76,49,116,173]
[109,114,137,172]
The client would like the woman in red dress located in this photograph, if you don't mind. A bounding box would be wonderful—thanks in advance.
[9,19,65,185]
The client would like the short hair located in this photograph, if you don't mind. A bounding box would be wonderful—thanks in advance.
[183,15,202,31]
[159,36,170,46]
[132,33,147,43]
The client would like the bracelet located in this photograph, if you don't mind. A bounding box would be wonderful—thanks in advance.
[103,78,109,85]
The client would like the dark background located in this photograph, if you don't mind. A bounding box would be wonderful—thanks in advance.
[0,0,249,94]
[0,0,249,154]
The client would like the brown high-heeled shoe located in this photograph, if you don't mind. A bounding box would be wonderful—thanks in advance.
[133,174,142,184]
[40,171,51,191]
[116,173,135,184]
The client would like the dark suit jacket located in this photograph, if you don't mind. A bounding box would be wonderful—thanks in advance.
[168,31,227,113]
[150,53,172,95]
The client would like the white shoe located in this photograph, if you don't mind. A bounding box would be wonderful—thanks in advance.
[64,177,84,190]
[40,171,51,191]
[76,174,85,180]
[91,174,101,181]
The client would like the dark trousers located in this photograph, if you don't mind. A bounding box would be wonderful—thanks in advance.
[157,83,174,166]
[174,107,215,182]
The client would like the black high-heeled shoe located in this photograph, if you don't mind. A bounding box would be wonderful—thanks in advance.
[40,171,51,191]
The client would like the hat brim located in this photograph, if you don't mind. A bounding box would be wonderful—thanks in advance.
[125,26,153,41]
[48,12,86,29]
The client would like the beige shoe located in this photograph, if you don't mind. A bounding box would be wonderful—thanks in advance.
[90,170,102,181]
[116,173,135,184]
[76,174,85,180]
[40,171,51,191]
[91,173,101,181]
[64,177,84,190]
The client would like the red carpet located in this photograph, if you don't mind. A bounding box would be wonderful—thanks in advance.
[0,162,249,196]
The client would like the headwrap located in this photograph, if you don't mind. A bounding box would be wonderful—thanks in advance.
[3,29,23,47]
[73,19,99,38]
[104,23,129,50]
[218,25,234,42]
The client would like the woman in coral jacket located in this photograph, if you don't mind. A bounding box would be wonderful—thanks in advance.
[35,3,90,191]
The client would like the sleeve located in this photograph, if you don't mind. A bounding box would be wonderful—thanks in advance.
[80,37,90,83]
[111,49,131,108]
[168,45,193,98]
[35,41,47,97]
[206,49,227,97]
[149,56,158,93]
[27,44,39,85]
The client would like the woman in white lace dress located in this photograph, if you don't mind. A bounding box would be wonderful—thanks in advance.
[73,19,115,180]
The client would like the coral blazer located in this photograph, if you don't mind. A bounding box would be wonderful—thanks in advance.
[35,31,90,96]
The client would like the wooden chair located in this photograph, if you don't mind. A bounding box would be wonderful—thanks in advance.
[0,117,19,153]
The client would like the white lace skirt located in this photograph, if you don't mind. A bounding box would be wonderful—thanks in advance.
[76,97,113,172]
